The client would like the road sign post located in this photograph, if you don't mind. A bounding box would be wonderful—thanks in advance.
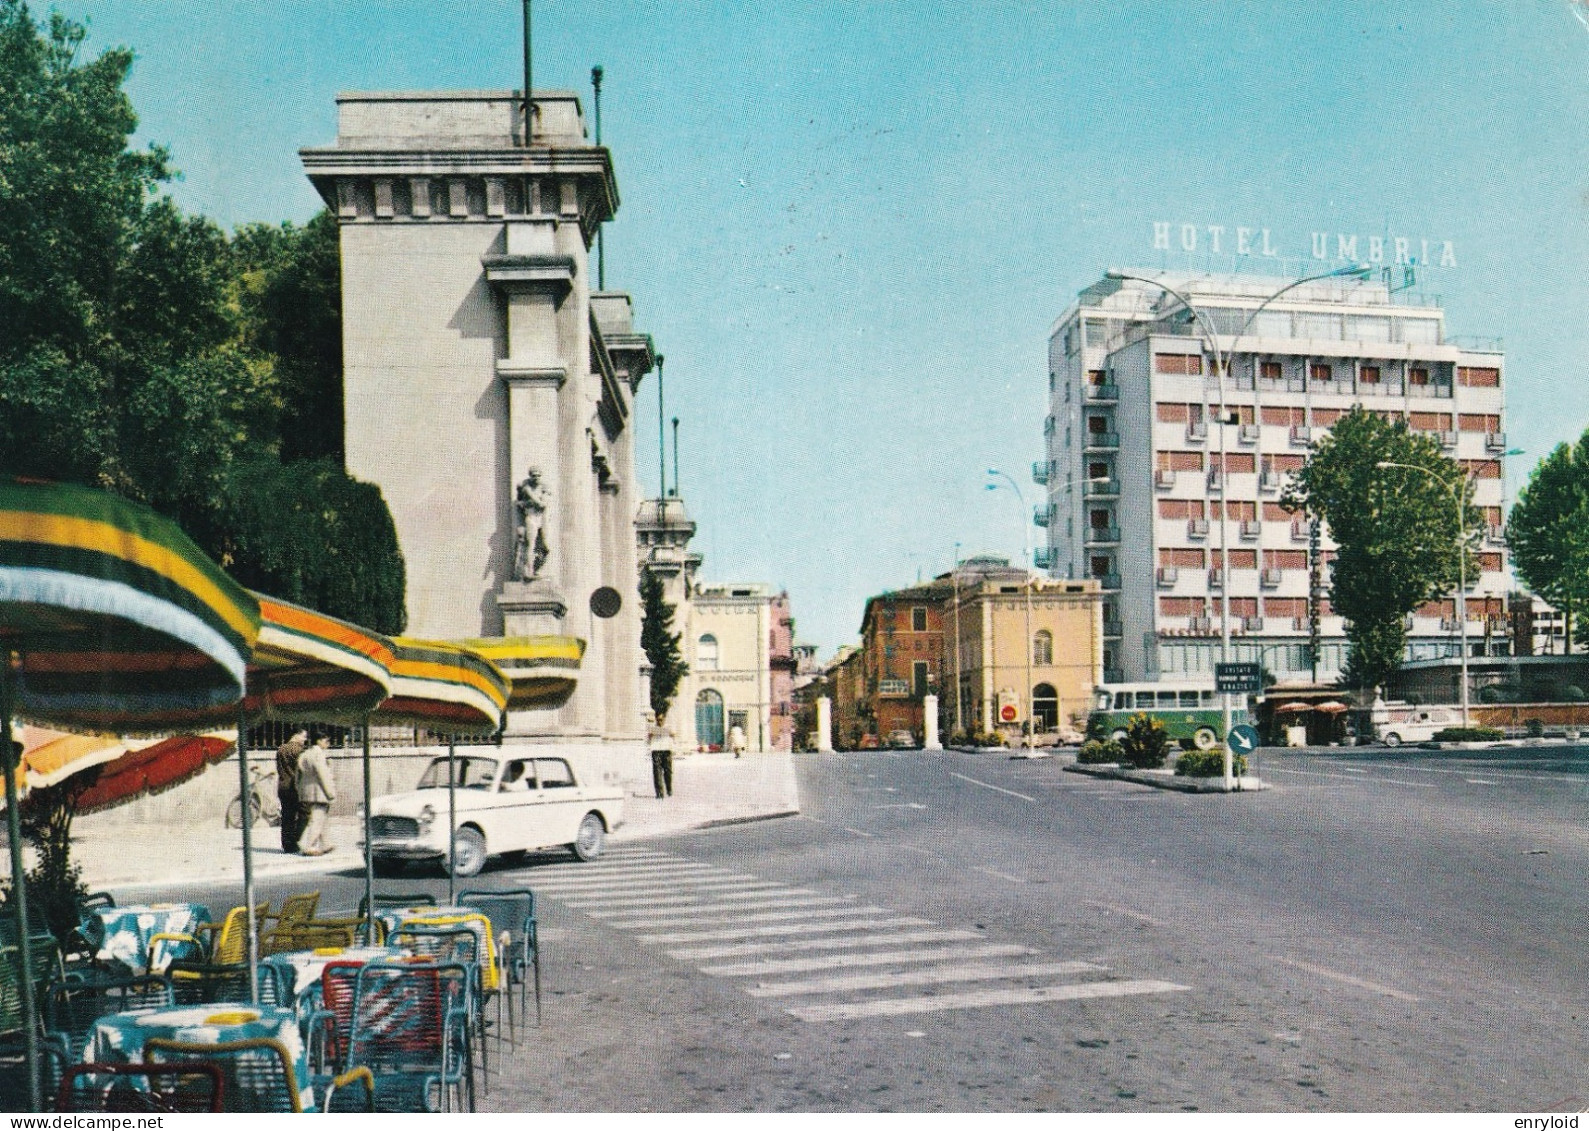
[1214,662,1262,696]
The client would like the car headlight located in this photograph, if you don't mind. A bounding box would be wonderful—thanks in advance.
[418,804,436,831]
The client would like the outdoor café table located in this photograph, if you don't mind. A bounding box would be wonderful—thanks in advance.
[86,1001,313,1110]
[81,902,210,975]
[260,944,407,1000]
[375,906,499,990]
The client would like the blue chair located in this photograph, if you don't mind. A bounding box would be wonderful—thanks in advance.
[459,888,540,1031]
[344,961,473,1111]
[45,973,173,1059]
[389,927,488,1085]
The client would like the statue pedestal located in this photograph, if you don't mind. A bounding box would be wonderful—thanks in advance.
[496,580,567,636]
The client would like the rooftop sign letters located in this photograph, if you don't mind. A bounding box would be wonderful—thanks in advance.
[1153,222,1456,269]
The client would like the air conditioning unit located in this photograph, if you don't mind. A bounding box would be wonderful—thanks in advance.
[1206,472,1224,493]
[1240,520,1262,540]
[1188,616,1213,633]
[1238,424,1261,443]
[1208,569,1224,589]
[1290,522,1309,543]
[1186,420,1208,441]
[1292,616,1310,632]
[1188,518,1210,538]
[1243,616,1265,631]
[1290,425,1313,445]
[1487,524,1506,545]
[1259,471,1282,492]
[1155,469,1177,490]
[1438,430,1458,449]
[1486,431,1507,451]
[1260,568,1283,588]
[1440,617,1461,631]
[1156,567,1179,588]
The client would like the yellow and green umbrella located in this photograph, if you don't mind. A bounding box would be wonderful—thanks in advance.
[0,478,259,1110]
[247,595,395,723]
[451,635,582,712]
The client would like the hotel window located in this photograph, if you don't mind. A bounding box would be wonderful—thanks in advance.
[1359,365,1380,384]
[1032,630,1053,666]
[1409,367,1430,387]
[1309,363,1333,383]
[911,606,927,632]
[1260,361,1282,382]
[697,634,719,671]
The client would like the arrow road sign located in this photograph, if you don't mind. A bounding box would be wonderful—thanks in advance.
[1227,724,1259,756]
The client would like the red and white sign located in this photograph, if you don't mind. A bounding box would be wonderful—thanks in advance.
[999,703,1018,723]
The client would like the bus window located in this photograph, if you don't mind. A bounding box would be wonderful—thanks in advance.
[1157,691,1178,707]
[1134,692,1155,709]
[1115,692,1130,710]
[1201,690,1215,705]
[1179,690,1200,707]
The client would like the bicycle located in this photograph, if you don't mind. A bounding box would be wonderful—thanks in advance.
[225,763,283,828]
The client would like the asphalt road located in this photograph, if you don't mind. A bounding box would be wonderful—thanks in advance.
[137,742,1589,1113]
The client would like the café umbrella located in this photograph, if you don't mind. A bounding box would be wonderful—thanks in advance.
[0,477,259,1111]
[370,638,509,906]
[450,635,583,712]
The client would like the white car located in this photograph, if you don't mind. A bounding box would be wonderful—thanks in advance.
[367,751,624,877]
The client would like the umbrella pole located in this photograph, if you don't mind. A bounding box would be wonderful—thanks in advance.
[1,660,42,1111]
[362,721,374,946]
[237,710,259,1005]
[447,738,457,906]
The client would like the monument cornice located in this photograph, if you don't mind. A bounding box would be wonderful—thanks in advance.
[496,361,567,388]
[483,253,576,296]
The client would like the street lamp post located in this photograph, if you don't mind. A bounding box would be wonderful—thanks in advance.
[1377,459,1476,728]
[1105,263,1373,790]
[987,469,1037,755]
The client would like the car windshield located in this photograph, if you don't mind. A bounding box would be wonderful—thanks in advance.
[416,757,499,791]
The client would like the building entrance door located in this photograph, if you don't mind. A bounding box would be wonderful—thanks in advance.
[696,689,725,751]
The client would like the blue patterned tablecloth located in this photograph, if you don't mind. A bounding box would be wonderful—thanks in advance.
[81,903,210,975]
[89,1002,312,1111]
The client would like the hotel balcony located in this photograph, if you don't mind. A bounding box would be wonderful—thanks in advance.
[1155,567,1179,588]
[1033,504,1053,528]
[1084,431,1120,450]
[1031,460,1051,486]
[1033,546,1054,570]
[1084,382,1119,402]
[1085,478,1119,497]
[1085,525,1121,545]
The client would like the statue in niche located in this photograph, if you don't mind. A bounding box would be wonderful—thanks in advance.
[513,469,551,581]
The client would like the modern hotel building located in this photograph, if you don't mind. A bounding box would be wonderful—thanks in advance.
[1040,270,1511,686]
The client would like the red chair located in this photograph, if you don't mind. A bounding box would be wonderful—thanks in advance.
[58,1061,223,1113]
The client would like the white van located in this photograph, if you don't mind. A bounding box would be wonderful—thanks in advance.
[1369,700,1458,747]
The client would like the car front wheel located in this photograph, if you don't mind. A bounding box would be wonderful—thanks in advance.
[450,827,487,877]
[1383,733,1402,747]
[571,813,606,862]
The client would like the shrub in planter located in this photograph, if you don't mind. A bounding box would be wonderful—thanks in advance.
[1431,726,1505,743]
[1119,713,1170,770]
[1078,738,1122,765]
[1174,748,1247,777]
[1525,718,1544,738]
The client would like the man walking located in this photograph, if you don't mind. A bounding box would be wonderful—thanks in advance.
[298,732,337,856]
[275,728,308,853]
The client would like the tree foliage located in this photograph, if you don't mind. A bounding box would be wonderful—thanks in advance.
[1283,408,1479,691]
[1507,432,1589,652]
[640,571,688,723]
[0,1,402,631]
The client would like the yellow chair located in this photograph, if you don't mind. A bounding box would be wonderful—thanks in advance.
[148,903,270,972]
[259,893,322,956]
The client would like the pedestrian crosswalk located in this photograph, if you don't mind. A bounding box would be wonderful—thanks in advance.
[526,845,1189,1023]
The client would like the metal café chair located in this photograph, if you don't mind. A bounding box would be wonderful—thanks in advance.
[145,1035,373,1113]
[388,926,490,1083]
[345,960,473,1112]
[57,1061,223,1113]
[458,887,540,1030]
[45,973,173,1058]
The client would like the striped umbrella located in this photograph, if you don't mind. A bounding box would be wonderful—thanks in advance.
[370,638,509,905]
[450,635,582,712]
[0,478,258,1110]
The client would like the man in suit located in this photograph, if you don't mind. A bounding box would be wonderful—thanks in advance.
[275,728,308,852]
[297,733,337,856]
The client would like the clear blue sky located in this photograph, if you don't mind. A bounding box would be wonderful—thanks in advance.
[61,1,1589,655]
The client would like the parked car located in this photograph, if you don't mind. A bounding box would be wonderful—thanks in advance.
[367,751,624,877]
[1369,701,1459,747]
[885,729,916,749]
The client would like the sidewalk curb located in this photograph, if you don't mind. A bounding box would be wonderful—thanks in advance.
[1064,762,1269,793]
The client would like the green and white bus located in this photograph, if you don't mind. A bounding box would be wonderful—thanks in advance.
[1089,681,1232,750]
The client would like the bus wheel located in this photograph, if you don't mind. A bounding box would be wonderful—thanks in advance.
[1193,727,1218,751]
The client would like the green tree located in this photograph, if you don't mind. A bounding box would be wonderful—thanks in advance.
[640,571,688,722]
[1507,432,1589,652]
[1283,408,1478,692]
[0,2,405,634]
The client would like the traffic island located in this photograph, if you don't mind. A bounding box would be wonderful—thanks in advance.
[1064,762,1269,793]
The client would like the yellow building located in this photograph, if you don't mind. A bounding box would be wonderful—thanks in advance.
[945,557,1102,742]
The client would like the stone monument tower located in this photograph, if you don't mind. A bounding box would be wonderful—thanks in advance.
[302,90,653,748]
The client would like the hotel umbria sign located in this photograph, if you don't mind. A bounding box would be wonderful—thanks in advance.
[1152,221,1457,269]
